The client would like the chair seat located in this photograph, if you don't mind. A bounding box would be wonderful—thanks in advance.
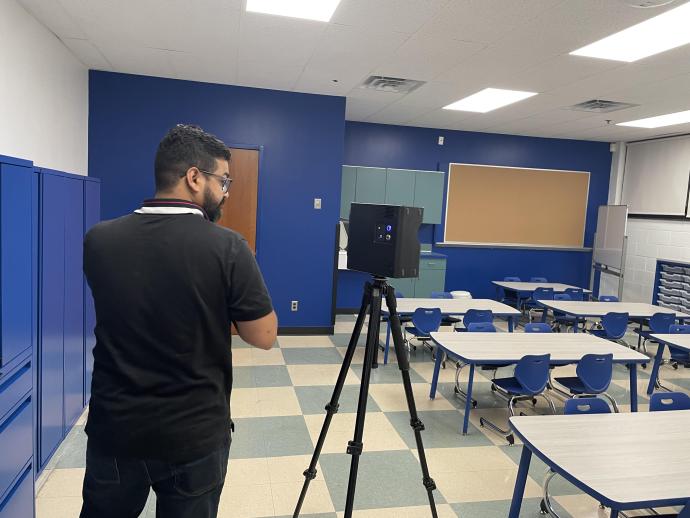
[480,363,511,371]
[554,376,588,394]
[669,346,690,361]
[405,326,431,338]
[493,376,532,396]
[441,316,461,325]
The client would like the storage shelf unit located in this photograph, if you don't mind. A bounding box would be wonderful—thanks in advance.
[652,259,690,314]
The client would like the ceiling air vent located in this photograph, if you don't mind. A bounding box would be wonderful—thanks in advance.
[359,76,426,94]
[567,99,639,113]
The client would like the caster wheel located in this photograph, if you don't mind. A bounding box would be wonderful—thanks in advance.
[472,400,477,408]
[454,386,460,394]
[642,363,647,370]
[479,418,485,428]
[540,499,548,515]
[673,364,679,370]
[507,434,515,445]
[490,384,496,392]
[532,398,538,406]
[442,361,446,369]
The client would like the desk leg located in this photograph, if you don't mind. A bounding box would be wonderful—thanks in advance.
[461,364,475,435]
[383,320,392,365]
[429,346,442,399]
[573,316,579,333]
[508,446,532,518]
[610,510,619,518]
[508,317,514,333]
[647,343,665,395]
[629,363,638,412]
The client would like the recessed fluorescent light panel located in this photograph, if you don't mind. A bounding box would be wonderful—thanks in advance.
[246,0,342,22]
[570,1,690,62]
[443,88,538,113]
[617,109,690,128]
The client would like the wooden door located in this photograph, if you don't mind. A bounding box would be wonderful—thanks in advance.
[217,148,259,252]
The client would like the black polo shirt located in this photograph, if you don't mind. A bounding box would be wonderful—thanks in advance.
[83,199,273,462]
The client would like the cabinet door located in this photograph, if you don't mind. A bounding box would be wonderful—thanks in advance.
[385,169,415,206]
[63,178,84,430]
[414,269,445,298]
[340,166,357,220]
[413,171,445,224]
[355,167,386,204]
[387,278,415,298]
[1,165,34,367]
[83,181,100,404]
[39,174,66,466]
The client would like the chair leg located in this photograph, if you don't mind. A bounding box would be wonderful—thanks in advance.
[480,396,517,444]
[539,392,557,415]
[454,361,477,408]
[540,469,562,517]
[601,392,620,413]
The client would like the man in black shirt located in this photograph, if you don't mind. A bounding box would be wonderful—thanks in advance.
[80,125,277,518]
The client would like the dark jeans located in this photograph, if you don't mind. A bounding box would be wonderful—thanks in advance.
[80,440,230,518]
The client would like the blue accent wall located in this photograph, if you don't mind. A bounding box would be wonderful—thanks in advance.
[342,121,612,302]
[89,71,345,329]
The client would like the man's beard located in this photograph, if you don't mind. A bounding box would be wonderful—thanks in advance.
[202,186,225,223]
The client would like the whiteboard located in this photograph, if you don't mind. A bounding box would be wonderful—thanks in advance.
[622,135,690,216]
[593,205,627,269]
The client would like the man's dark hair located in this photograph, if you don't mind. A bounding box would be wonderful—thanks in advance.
[154,124,231,192]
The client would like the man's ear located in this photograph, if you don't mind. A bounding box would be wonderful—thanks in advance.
[184,167,202,193]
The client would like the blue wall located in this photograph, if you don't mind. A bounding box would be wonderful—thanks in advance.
[89,71,346,329]
[341,121,612,302]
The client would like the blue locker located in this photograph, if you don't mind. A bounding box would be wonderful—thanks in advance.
[63,178,84,430]
[1,162,34,367]
[39,173,66,466]
[0,465,33,518]
[83,180,100,404]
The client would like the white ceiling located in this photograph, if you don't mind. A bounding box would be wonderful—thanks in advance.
[18,0,690,142]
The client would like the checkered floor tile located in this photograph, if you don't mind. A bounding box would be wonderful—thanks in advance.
[35,318,689,517]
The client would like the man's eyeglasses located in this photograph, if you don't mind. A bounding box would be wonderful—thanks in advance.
[198,168,232,193]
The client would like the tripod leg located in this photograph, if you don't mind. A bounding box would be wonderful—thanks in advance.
[385,286,439,518]
[293,283,372,518]
[343,280,384,517]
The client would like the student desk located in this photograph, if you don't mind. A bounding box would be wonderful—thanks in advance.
[492,281,591,309]
[508,410,690,518]
[537,301,690,332]
[647,333,690,395]
[428,332,648,434]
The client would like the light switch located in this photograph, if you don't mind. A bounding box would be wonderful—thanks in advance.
[314,198,322,209]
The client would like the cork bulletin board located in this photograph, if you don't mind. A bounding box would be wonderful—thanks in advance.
[443,163,590,248]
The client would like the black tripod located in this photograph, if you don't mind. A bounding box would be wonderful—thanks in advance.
[293,276,438,518]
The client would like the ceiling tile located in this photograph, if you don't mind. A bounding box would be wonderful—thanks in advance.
[331,0,449,35]
[60,37,112,70]
[17,0,86,39]
[345,97,392,121]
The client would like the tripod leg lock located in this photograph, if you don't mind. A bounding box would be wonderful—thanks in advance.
[346,440,363,456]
[303,468,318,480]
[325,402,340,414]
[410,418,426,432]
[423,476,437,491]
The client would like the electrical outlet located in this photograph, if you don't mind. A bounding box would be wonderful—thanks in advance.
[291,300,299,311]
[438,136,444,145]
[314,198,322,209]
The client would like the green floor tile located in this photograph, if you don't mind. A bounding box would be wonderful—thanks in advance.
[386,410,494,448]
[230,415,314,459]
[451,497,571,518]
[233,365,293,388]
[294,385,380,415]
[283,347,346,365]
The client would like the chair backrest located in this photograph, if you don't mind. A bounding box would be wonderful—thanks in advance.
[564,288,585,301]
[467,322,497,332]
[411,308,442,334]
[504,276,521,282]
[598,295,619,302]
[524,323,552,333]
[463,309,494,327]
[575,354,613,393]
[430,291,453,299]
[530,277,548,283]
[600,312,629,340]
[649,392,690,412]
[394,290,405,298]
[564,397,612,415]
[532,287,554,300]
[649,312,676,333]
[554,293,571,301]
[670,324,690,334]
[515,354,551,394]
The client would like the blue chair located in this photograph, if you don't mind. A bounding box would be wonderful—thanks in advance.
[588,312,629,346]
[650,391,690,412]
[598,295,619,302]
[564,287,585,301]
[431,291,461,326]
[552,293,580,332]
[452,320,499,406]
[554,353,619,412]
[524,323,552,333]
[479,354,556,445]
[523,287,554,323]
[541,397,612,517]
[654,324,690,392]
[530,277,548,283]
[635,312,676,353]
[500,276,522,307]
[405,308,442,353]
[456,309,493,332]
[466,322,496,332]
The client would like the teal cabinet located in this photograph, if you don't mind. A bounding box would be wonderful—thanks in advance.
[388,277,415,298]
[340,166,357,219]
[413,171,445,224]
[385,169,415,206]
[388,256,446,298]
[355,167,386,204]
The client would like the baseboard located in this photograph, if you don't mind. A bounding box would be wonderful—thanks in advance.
[335,308,359,314]
[278,326,334,335]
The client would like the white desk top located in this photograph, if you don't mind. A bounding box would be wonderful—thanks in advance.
[382,298,521,317]
[430,332,648,364]
[492,281,591,294]
[510,410,690,507]
[651,333,690,353]
[538,301,690,319]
